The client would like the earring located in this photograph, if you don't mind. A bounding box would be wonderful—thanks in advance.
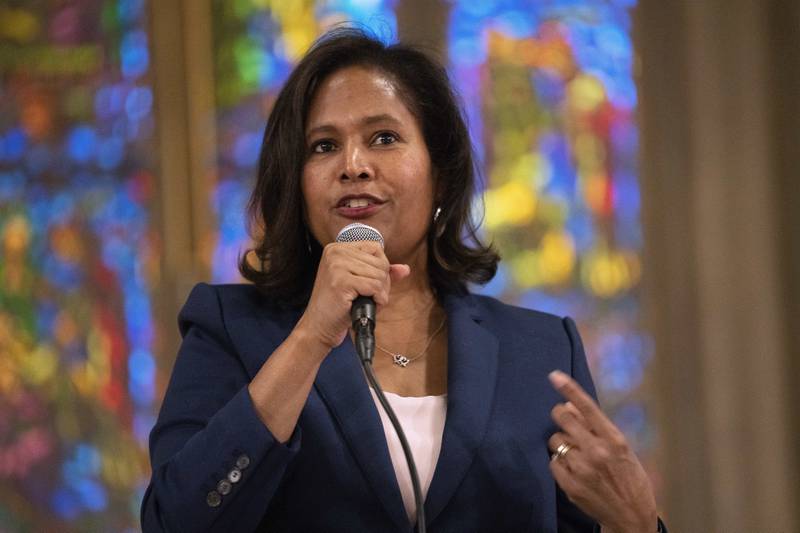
[433,206,442,222]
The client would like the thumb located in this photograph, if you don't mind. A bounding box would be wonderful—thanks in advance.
[389,264,411,282]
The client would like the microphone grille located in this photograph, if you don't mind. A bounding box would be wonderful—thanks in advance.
[335,223,384,248]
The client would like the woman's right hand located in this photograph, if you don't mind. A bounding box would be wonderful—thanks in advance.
[296,240,410,353]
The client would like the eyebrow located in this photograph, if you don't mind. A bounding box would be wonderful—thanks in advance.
[306,113,403,138]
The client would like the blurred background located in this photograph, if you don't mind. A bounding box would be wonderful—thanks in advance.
[0,0,797,531]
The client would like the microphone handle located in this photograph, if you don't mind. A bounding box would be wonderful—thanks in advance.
[351,295,376,363]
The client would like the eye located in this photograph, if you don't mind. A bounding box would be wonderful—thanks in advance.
[372,131,398,146]
[311,140,336,154]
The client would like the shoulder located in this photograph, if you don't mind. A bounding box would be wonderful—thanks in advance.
[178,283,298,336]
[182,282,295,311]
[177,283,302,374]
[469,292,561,323]
[466,292,593,394]
[467,292,575,341]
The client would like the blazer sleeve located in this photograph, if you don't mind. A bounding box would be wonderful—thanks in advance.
[556,316,600,533]
[140,283,301,533]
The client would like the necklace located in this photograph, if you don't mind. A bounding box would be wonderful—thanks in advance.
[376,316,447,368]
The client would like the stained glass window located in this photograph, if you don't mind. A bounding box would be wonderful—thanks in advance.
[0,0,158,529]
[1,0,654,527]
[447,0,656,478]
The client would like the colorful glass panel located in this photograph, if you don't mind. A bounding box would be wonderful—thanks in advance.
[0,0,157,529]
[0,0,654,527]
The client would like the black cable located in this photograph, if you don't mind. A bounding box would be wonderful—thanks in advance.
[358,344,427,533]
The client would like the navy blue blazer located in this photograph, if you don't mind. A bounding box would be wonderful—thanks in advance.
[141,283,599,532]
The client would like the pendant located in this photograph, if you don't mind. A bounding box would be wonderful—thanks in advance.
[392,354,410,367]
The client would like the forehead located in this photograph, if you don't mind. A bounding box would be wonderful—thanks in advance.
[306,66,418,131]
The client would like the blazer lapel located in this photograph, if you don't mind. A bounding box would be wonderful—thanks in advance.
[315,338,411,532]
[423,291,499,526]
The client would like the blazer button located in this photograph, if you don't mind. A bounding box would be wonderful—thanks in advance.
[206,490,221,508]
[236,454,250,470]
[228,468,242,483]
[217,479,232,495]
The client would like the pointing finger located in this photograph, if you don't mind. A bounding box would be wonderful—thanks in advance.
[549,370,617,438]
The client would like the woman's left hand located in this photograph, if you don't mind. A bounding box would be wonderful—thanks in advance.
[547,370,658,533]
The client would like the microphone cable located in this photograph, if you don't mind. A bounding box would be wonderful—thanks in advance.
[339,222,426,532]
[360,359,427,533]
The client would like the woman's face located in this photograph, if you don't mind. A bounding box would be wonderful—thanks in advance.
[301,66,436,265]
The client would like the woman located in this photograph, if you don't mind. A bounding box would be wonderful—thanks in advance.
[141,28,664,532]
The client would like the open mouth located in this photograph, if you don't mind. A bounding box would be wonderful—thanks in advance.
[340,198,373,208]
[335,195,385,219]
[336,195,385,208]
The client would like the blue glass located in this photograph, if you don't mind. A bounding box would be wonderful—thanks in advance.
[0,170,27,200]
[129,376,155,407]
[95,85,126,119]
[233,132,262,168]
[36,301,59,337]
[598,334,645,392]
[492,10,537,38]
[75,479,108,512]
[2,127,28,161]
[51,488,81,520]
[531,71,567,107]
[565,211,595,253]
[118,0,145,23]
[125,87,153,121]
[97,137,126,169]
[42,253,84,290]
[613,403,647,438]
[24,145,53,174]
[133,413,156,446]
[320,0,398,38]
[121,30,149,79]
[66,126,98,162]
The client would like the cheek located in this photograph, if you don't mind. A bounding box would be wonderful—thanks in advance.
[392,150,433,187]
[396,164,435,206]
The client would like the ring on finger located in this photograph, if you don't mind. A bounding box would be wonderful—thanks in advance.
[552,442,573,461]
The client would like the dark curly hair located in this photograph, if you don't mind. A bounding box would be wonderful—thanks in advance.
[240,27,499,307]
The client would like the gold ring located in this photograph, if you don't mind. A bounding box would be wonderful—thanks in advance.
[553,442,572,461]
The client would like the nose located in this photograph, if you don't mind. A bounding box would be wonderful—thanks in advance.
[341,142,373,181]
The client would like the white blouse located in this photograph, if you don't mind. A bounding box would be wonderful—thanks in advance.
[369,388,447,524]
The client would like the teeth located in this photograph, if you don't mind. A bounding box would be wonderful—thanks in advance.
[345,198,371,208]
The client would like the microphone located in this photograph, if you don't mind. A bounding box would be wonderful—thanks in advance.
[334,222,426,531]
[335,222,384,363]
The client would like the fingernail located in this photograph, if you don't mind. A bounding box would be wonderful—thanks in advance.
[548,370,568,388]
